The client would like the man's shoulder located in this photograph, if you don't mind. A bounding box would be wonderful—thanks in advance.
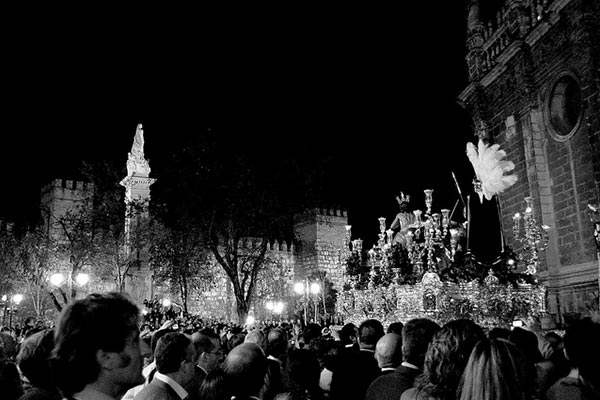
[134,380,174,400]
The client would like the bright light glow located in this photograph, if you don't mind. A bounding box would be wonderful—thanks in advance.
[265,301,274,310]
[50,273,65,287]
[294,282,305,294]
[310,282,321,294]
[525,207,532,213]
[1,295,6,302]
[162,298,171,307]
[507,258,516,266]
[12,294,23,305]
[75,273,90,286]
[273,302,284,314]
[141,308,148,315]
[246,315,255,325]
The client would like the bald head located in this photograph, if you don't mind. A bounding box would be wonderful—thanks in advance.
[223,343,267,397]
[375,333,403,369]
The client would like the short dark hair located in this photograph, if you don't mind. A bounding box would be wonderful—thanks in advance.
[339,323,357,345]
[387,321,404,335]
[358,319,384,347]
[151,329,174,353]
[401,318,440,368]
[51,292,140,397]
[155,332,194,374]
[194,331,220,355]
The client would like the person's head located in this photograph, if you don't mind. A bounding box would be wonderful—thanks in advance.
[563,318,600,392]
[51,292,144,398]
[508,327,543,365]
[358,319,384,350]
[193,331,223,373]
[199,368,231,400]
[286,348,321,391]
[266,328,288,358]
[155,332,197,386]
[488,327,510,341]
[244,329,267,353]
[222,342,267,398]
[339,323,358,346]
[386,321,403,335]
[228,332,246,350]
[401,318,440,369]
[16,328,56,389]
[458,338,535,400]
[417,319,485,400]
[151,328,173,355]
[0,331,17,361]
[375,333,403,369]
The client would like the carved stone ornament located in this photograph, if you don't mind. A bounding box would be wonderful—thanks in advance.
[126,123,151,177]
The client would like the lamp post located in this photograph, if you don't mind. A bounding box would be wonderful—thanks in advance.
[7,294,23,329]
[294,280,321,325]
[50,271,91,303]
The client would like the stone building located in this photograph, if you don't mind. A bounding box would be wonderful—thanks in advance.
[459,0,600,320]
[40,173,350,320]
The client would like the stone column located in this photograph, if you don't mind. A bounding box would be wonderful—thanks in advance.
[120,124,156,305]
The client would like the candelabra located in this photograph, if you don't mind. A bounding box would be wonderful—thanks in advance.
[367,217,394,288]
[404,189,455,275]
[512,197,550,275]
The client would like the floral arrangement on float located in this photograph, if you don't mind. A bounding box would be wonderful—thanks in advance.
[337,139,548,329]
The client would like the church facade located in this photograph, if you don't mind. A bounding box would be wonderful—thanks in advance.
[459,0,600,320]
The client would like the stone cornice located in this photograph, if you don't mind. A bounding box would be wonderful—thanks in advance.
[119,176,156,187]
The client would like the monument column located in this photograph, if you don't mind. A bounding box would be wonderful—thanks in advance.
[120,123,156,305]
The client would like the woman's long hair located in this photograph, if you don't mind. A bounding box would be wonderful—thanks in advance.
[457,338,535,400]
[415,319,485,400]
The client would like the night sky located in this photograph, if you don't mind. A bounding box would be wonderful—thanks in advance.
[1,2,478,245]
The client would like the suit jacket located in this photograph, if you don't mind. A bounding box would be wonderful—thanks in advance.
[186,366,208,400]
[365,365,421,400]
[262,358,288,400]
[329,349,380,400]
[134,378,183,400]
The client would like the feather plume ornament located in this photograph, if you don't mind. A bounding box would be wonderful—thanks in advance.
[466,139,517,202]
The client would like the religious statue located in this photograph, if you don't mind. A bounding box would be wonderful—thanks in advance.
[126,123,151,177]
[390,193,415,248]
[131,123,145,157]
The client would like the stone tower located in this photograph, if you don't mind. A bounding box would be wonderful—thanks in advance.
[294,208,349,290]
[40,179,94,241]
[120,123,156,305]
[459,0,600,320]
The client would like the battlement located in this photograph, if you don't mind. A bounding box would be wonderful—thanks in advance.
[235,237,295,253]
[41,178,95,195]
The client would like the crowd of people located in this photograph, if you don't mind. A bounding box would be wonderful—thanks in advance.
[0,291,599,400]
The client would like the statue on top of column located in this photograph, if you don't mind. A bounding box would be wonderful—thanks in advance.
[126,123,151,177]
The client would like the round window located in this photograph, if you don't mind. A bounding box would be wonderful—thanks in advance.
[547,74,583,141]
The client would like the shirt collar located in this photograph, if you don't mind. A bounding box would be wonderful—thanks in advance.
[154,372,189,400]
[142,361,156,378]
[401,361,420,370]
[73,386,119,400]
[267,355,281,363]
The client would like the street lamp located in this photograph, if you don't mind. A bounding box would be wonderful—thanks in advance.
[7,294,23,328]
[294,280,321,325]
[50,272,91,302]
[265,300,285,322]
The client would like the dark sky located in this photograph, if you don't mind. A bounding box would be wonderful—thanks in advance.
[1,3,477,245]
